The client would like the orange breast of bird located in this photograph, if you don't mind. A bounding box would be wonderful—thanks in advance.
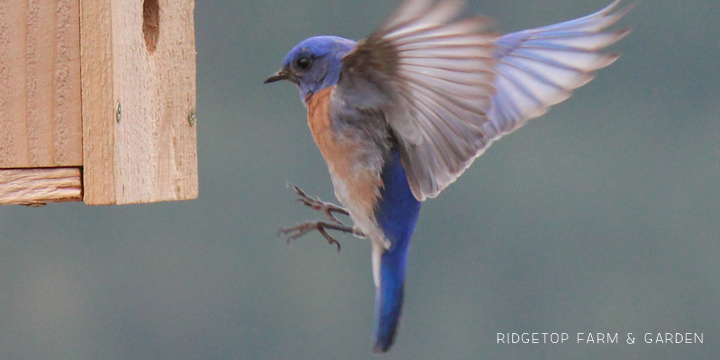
[305,86,384,231]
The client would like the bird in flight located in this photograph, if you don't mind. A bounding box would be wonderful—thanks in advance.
[265,0,630,353]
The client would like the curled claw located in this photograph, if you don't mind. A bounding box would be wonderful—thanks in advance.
[279,221,356,252]
[292,186,349,224]
[280,186,366,251]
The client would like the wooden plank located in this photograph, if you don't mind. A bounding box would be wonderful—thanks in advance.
[0,167,82,205]
[79,0,116,203]
[81,0,198,205]
[0,0,83,168]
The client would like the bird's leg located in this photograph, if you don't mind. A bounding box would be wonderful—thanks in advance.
[280,186,365,252]
[278,221,357,252]
[291,186,348,225]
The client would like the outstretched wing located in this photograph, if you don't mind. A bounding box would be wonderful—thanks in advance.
[338,0,498,201]
[486,0,632,139]
[337,0,630,201]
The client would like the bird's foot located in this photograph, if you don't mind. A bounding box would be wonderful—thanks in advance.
[281,186,365,252]
[279,221,358,252]
[291,186,348,224]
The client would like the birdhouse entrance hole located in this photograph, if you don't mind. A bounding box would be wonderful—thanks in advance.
[143,0,160,52]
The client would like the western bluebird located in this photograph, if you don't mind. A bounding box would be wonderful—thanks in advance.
[265,0,630,353]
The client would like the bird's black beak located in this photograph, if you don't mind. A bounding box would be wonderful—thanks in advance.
[263,70,289,84]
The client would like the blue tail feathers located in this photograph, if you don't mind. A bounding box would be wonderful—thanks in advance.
[372,151,421,353]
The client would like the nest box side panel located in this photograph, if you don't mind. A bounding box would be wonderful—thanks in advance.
[0,0,83,168]
[81,0,198,205]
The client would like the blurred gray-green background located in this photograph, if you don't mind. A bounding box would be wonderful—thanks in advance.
[1,0,719,359]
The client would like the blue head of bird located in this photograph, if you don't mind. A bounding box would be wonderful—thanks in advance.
[264,36,357,102]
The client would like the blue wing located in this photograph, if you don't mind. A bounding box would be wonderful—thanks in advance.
[372,151,421,353]
[338,0,629,202]
[486,0,632,139]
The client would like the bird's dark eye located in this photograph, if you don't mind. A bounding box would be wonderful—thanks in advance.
[295,57,313,71]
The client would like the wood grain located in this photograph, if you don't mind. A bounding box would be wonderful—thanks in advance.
[81,0,198,205]
[0,167,82,205]
[0,0,83,168]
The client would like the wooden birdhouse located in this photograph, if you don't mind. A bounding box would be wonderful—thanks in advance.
[0,0,198,205]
